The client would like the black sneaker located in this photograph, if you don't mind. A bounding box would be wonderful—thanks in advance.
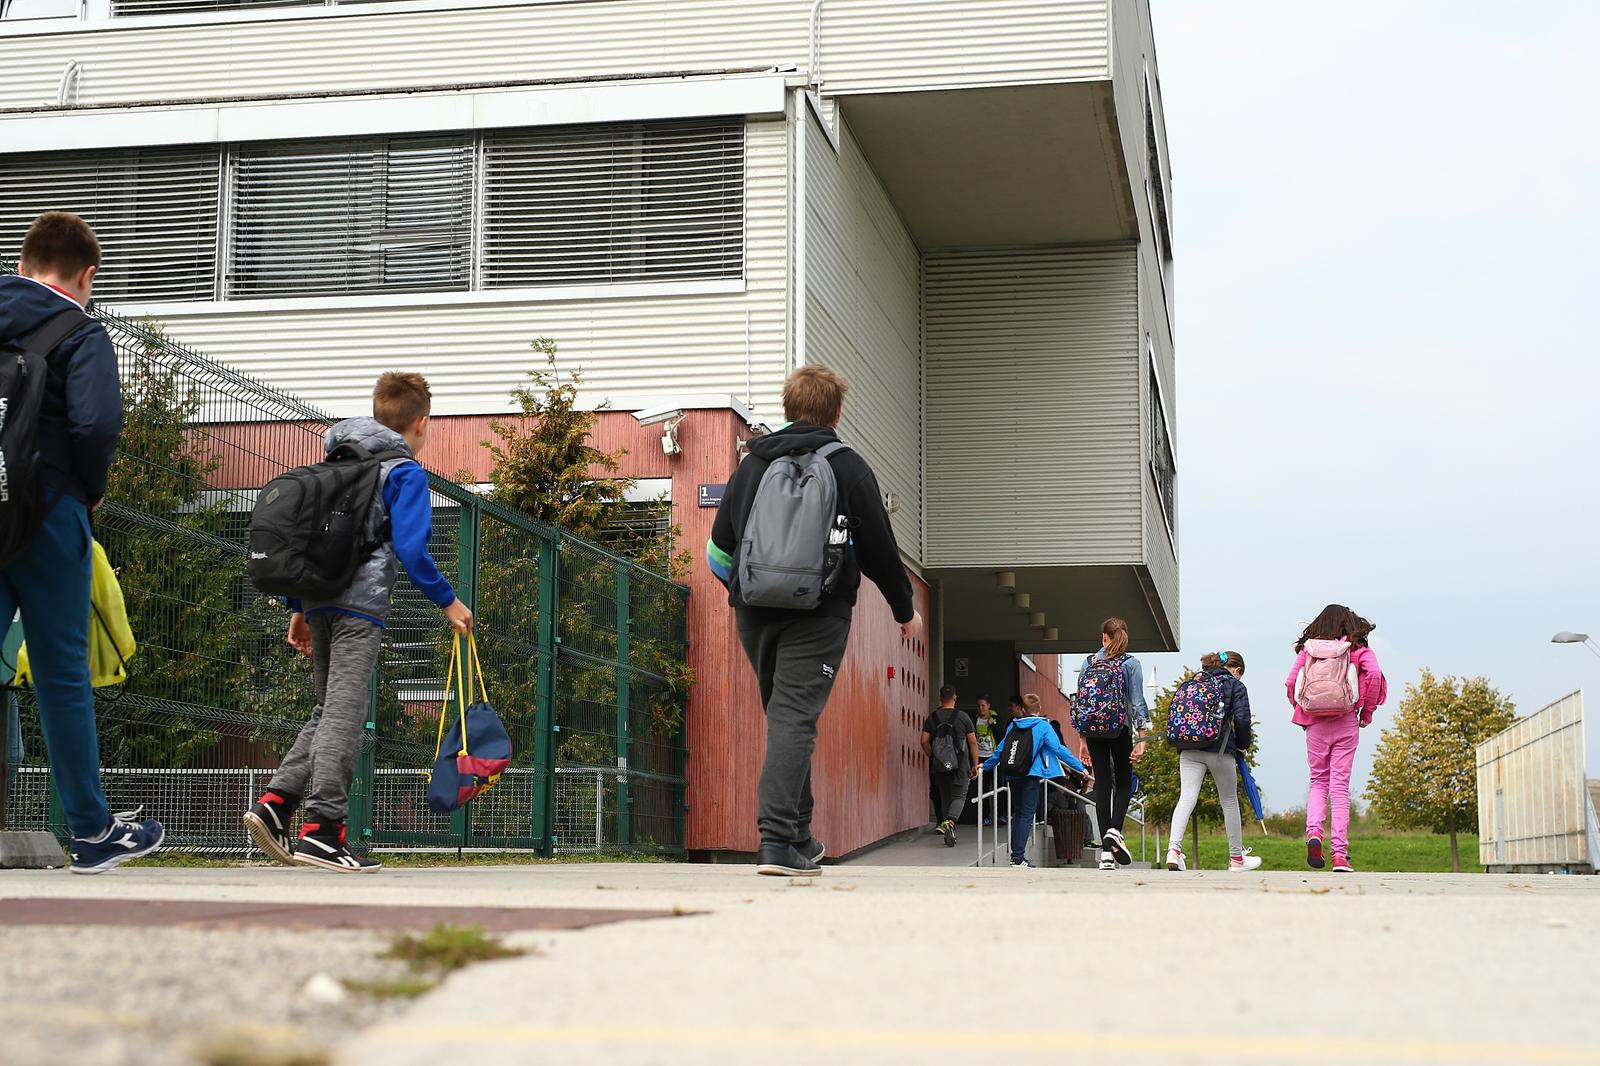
[756,842,820,877]
[941,820,958,848]
[292,821,381,874]
[243,790,298,866]
[797,837,826,864]
[1104,828,1133,866]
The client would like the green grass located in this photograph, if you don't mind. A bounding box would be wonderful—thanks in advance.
[1170,830,1481,873]
[382,924,529,973]
[126,850,675,869]
[341,975,439,1000]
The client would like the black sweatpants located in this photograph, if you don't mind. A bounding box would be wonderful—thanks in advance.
[737,612,852,847]
[1087,730,1134,838]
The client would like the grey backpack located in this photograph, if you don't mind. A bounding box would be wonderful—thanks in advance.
[737,441,850,610]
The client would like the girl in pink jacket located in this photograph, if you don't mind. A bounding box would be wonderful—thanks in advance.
[1285,604,1386,873]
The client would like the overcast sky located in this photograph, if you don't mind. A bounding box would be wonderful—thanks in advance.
[1139,0,1600,813]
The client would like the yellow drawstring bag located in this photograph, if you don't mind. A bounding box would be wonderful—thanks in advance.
[16,540,136,689]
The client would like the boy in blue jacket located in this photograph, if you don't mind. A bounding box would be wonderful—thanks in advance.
[243,372,471,873]
[0,212,165,873]
[982,693,1088,869]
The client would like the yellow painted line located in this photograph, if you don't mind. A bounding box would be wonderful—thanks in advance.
[368,1023,1600,1063]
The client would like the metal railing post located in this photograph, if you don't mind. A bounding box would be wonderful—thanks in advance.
[614,562,630,847]
[454,498,480,850]
[532,531,561,856]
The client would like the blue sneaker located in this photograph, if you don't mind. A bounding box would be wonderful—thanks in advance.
[69,807,165,875]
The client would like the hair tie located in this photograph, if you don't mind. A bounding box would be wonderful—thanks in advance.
[1220,651,1229,665]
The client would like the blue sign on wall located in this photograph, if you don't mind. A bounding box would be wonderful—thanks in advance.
[698,484,727,508]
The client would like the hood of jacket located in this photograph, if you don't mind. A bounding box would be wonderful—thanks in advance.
[744,422,839,461]
[0,274,80,342]
[324,416,413,461]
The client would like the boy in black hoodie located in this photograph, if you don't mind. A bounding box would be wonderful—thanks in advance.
[0,212,164,873]
[707,365,920,876]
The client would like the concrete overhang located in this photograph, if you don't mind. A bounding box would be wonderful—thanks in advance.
[837,81,1136,249]
[935,564,1176,655]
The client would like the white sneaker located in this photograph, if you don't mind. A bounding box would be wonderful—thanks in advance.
[1165,846,1186,872]
[1098,851,1116,870]
[1228,848,1263,872]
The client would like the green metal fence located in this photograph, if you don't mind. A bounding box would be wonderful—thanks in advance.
[0,259,688,855]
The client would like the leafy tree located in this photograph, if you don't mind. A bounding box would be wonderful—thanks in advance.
[96,322,312,767]
[477,340,692,771]
[1133,670,1263,858]
[1366,670,1516,871]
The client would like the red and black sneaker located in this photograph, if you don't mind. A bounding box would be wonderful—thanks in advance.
[1306,836,1326,869]
[243,791,299,866]
[292,820,381,874]
[1332,853,1355,873]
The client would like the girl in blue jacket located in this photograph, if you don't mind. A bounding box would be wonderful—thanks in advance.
[982,693,1088,868]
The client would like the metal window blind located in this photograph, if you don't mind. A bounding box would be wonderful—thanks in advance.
[229,135,472,298]
[0,146,221,302]
[110,1,321,16]
[482,119,744,288]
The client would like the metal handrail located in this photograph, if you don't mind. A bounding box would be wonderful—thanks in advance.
[976,768,1148,868]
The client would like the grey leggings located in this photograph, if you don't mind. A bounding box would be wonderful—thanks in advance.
[1167,749,1243,858]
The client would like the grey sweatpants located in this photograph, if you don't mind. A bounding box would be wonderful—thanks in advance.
[736,613,851,847]
[268,612,383,823]
[1168,748,1244,858]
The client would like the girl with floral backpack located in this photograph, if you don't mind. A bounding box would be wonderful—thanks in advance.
[1163,651,1260,872]
[1074,617,1150,870]
[1286,604,1386,873]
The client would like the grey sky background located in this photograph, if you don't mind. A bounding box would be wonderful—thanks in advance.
[1139,0,1600,814]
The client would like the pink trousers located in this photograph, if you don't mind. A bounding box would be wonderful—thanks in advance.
[1304,713,1361,856]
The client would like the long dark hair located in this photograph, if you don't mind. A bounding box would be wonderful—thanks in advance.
[1295,604,1375,652]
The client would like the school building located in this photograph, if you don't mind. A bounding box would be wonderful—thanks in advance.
[0,0,1178,858]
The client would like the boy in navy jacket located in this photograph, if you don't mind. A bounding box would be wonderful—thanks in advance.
[0,212,165,873]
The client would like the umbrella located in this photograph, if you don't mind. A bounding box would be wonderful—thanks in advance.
[1236,752,1267,834]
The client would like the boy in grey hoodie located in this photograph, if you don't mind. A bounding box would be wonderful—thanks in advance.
[243,372,471,873]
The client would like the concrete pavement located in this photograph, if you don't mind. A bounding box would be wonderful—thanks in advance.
[3,862,1598,1065]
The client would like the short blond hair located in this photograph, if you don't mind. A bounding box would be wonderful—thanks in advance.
[783,364,848,427]
[373,371,432,432]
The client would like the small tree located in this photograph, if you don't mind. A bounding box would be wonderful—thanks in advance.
[479,340,693,766]
[1366,670,1516,872]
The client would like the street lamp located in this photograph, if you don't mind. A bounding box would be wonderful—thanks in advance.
[1551,632,1600,660]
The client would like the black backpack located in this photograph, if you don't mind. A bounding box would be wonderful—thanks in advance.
[999,721,1036,777]
[929,708,963,774]
[0,308,92,569]
[246,441,409,601]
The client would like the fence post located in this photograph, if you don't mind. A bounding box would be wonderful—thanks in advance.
[455,497,480,850]
[533,531,561,855]
[350,669,377,853]
[614,563,631,847]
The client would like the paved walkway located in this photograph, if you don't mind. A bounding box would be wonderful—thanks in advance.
[3,863,1599,1065]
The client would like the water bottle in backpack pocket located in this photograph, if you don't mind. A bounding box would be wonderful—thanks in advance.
[1165,671,1230,749]
[736,442,851,610]
[1295,639,1359,715]
[1073,654,1131,739]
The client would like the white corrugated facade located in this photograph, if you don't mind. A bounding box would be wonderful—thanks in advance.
[924,246,1141,567]
[804,114,922,559]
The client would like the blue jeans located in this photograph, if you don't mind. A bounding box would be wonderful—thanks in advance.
[1007,776,1043,863]
[0,496,110,837]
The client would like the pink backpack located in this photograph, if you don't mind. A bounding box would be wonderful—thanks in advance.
[1295,638,1359,715]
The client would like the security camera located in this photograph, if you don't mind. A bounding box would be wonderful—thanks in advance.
[633,405,686,427]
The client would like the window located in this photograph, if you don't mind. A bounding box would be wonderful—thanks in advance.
[482,119,744,288]
[1,0,79,18]
[1019,654,1036,673]
[0,146,220,301]
[1143,72,1172,266]
[109,0,317,14]
[0,119,745,303]
[229,135,473,298]
[1149,345,1176,536]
